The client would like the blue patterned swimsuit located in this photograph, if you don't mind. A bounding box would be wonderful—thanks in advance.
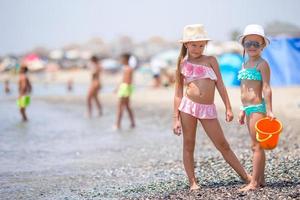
[238,61,266,116]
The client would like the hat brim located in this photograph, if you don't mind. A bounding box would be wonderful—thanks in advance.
[238,34,270,46]
[178,38,211,43]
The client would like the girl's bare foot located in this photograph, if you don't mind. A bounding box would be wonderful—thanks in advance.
[238,183,259,192]
[189,181,200,191]
[190,183,200,191]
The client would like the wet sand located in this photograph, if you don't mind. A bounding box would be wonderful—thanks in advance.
[0,72,300,199]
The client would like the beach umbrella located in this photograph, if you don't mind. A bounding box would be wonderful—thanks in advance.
[221,41,243,54]
[205,43,223,56]
[0,56,18,72]
[24,53,45,71]
[65,50,80,60]
[150,59,168,74]
[151,49,179,67]
[49,50,64,60]
[101,58,121,72]
[24,53,39,62]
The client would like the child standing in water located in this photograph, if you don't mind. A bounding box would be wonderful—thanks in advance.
[237,24,274,191]
[18,65,32,121]
[86,56,103,117]
[115,53,135,129]
[173,24,250,190]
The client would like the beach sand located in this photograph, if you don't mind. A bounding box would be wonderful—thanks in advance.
[0,70,299,199]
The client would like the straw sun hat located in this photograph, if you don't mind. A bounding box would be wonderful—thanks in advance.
[179,24,211,43]
[238,24,270,46]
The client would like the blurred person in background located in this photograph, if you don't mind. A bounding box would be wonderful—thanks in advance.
[115,53,135,129]
[67,78,73,92]
[17,64,32,122]
[86,55,103,118]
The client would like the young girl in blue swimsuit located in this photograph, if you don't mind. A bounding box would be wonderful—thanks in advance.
[238,24,275,191]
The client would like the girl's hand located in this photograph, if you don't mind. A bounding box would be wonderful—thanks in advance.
[225,109,234,122]
[238,110,246,125]
[173,119,182,136]
[267,111,275,120]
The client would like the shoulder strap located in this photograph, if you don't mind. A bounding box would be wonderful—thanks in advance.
[242,60,249,69]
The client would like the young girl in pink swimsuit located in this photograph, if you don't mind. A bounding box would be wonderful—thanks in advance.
[173,24,250,190]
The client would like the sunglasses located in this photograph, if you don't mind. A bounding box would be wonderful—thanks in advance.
[243,41,264,48]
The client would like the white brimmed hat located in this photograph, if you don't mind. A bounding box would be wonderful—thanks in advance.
[238,24,270,46]
[179,24,211,43]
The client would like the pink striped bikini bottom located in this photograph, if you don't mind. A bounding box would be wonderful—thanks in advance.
[178,96,217,119]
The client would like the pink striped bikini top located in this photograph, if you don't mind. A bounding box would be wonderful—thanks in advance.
[181,60,217,83]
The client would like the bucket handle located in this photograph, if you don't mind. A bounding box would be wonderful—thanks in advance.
[256,132,272,142]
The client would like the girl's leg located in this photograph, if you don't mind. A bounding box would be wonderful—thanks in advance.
[180,112,199,190]
[115,98,126,129]
[199,119,250,183]
[124,98,135,128]
[240,113,266,191]
[86,87,94,117]
[94,91,103,116]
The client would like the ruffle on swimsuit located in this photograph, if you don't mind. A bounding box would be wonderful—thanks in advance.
[237,62,262,81]
[179,96,217,119]
[181,60,217,83]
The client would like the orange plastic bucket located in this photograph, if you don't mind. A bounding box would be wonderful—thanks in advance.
[255,117,283,150]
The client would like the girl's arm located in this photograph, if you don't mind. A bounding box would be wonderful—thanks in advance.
[259,61,274,118]
[173,69,184,135]
[209,56,233,122]
[173,73,184,120]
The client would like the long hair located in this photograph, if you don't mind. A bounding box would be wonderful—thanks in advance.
[175,44,187,86]
[241,38,246,65]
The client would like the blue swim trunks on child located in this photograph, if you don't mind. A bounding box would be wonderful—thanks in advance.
[241,100,266,116]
